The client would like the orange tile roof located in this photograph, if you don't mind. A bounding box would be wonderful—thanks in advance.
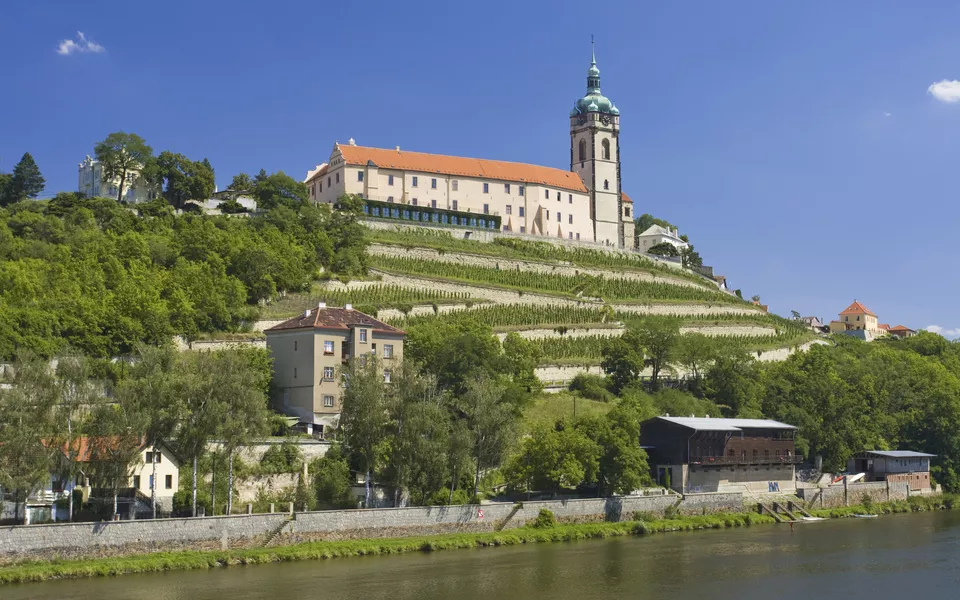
[888,325,915,332]
[840,301,877,317]
[266,306,405,335]
[878,323,890,330]
[323,144,588,193]
[622,192,634,204]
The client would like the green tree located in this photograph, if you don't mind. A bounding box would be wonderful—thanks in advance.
[680,245,703,270]
[634,213,676,233]
[580,399,652,495]
[457,376,517,498]
[704,351,764,417]
[10,153,46,201]
[85,400,146,517]
[646,242,679,257]
[502,332,543,393]
[674,333,716,395]
[629,318,680,390]
[311,445,354,509]
[601,336,644,394]
[94,132,153,203]
[253,171,308,210]
[229,173,254,195]
[339,356,390,507]
[504,422,599,493]
[154,151,216,208]
[0,173,12,206]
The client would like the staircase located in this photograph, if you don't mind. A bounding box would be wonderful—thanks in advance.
[261,516,294,547]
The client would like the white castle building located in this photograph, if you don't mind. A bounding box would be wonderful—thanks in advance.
[304,46,637,249]
[78,155,158,203]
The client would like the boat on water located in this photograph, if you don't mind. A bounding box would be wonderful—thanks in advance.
[853,514,878,519]
[801,516,826,522]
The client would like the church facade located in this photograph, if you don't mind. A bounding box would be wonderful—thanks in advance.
[305,48,636,248]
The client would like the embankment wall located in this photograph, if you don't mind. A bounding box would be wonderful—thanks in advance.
[0,492,741,561]
[796,482,910,509]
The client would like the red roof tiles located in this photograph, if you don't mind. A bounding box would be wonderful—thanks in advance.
[265,306,405,335]
[622,192,634,204]
[314,144,589,193]
[840,301,877,317]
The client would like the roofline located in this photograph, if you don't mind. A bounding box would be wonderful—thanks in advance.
[265,323,406,335]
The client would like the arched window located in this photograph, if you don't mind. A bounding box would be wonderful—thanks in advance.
[578,139,586,162]
[602,139,610,160]
[603,179,609,190]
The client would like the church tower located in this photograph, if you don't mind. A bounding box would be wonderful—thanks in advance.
[570,41,623,247]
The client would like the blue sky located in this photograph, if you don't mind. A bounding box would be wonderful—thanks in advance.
[2,1,959,335]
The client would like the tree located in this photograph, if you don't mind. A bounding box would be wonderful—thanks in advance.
[10,153,46,201]
[0,173,13,206]
[229,173,254,195]
[634,213,676,233]
[674,333,716,395]
[704,351,764,417]
[504,422,600,493]
[327,194,369,274]
[791,310,802,321]
[339,357,390,507]
[154,151,216,208]
[579,399,652,495]
[601,337,644,394]
[680,245,703,270]
[85,400,145,517]
[253,171,308,210]
[457,376,517,498]
[0,353,57,523]
[94,132,153,203]
[311,445,354,509]
[751,294,761,303]
[646,242,679,257]
[628,318,680,390]
[501,332,543,393]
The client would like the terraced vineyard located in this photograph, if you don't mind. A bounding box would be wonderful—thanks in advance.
[259,283,480,319]
[370,255,740,304]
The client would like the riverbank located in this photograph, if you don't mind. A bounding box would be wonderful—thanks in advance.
[1,496,955,585]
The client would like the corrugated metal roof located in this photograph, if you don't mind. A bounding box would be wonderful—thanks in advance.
[864,450,935,458]
[657,416,797,431]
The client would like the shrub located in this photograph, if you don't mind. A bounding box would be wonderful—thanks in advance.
[568,373,615,402]
[259,442,304,474]
[531,508,556,529]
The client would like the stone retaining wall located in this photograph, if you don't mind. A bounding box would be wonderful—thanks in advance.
[0,492,741,561]
[796,481,910,509]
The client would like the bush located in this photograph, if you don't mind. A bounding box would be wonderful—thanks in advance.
[633,510,660,522]
[569,373,615,402]
[259,442,304,474]
[531,508,556,529]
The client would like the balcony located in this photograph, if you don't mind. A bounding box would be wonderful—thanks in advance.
[690,455,803,467]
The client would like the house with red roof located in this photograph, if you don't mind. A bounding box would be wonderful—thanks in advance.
[829,300,881,335]
[265,303,406,438]
[303,45,636,249]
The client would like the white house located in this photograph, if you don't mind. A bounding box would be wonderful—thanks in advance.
[78,155,159,203]
[636,225,689,253]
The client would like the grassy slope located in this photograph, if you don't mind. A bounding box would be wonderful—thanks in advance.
[522,392,612,432]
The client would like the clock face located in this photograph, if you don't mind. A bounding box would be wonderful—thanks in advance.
[600,115,611,125]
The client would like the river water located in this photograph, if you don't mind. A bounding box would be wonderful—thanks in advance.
[6,511,960,600]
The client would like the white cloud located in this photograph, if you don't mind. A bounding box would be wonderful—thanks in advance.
[56,31,105,56]
[883,111,892,117]
[928,80,960,103]
[925,325,960,339]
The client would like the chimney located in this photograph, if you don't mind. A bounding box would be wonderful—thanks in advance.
[395,146,400,151]
[348,137,356,146]
[317,301,326,309]
[345,303,353,310]
[304,309,311,318]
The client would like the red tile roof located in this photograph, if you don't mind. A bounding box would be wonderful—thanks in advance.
[265,306,405,335]
[313,144,589,193]
[840,301,877,317]
[888,325,915,333]
[622,192,634,204]
[878,323,891,330]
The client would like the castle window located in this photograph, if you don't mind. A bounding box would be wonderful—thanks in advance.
[578,139,586,162]
[520,226,526,233]
[387,196,394,202]
[506,205,512,215]
[546,210,550,220]
[483,183,489,193]
[431,178,437,189]
[568,214,573,224]
[388,175,394,185]
[569,194,573,203]
[412,198,418,206]
[602,139,610,160]
[569,232,573,239]
[519,186,525,196]
[358,171,364,182]
[557,212,561,222]
[431,199,437,208]
[336,173,339,183]
[603,180,609,190]
[557,192,561,202]
[328,177,331,187]
[483,204,489,214]
[545,189,549,199]
[452,200,458,210]
[624,206,631,217]
[519,206,525,217]
[504,183,510,193]
[576,233,580,240]
[412,176,418,187]
[452,180,458,191]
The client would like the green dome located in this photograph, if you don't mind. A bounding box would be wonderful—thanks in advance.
[570,42,619,117]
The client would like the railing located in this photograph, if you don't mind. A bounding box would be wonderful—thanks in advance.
[690,455,803,466]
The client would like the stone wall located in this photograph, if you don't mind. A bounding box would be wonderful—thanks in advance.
[796,482,910,509]
[0,492,742,561]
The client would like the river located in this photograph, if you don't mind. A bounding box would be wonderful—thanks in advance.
[6,511,960,599]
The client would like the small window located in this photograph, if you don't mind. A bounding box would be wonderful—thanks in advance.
[412,176,418,187]
[520,226,526,233]
[545,189,549,199]
[452,180,459,191]
[384,344,394,358]
[576,233,580,240]
[568,214,573,224]
[294,340,298,352]
[625,206,631,217]
[133,475,141,489]
[323,395,335,407]
[452,200,458,210]
[556,192,561,201]
[412,198,418,206]
[358,171,364,182]
[165,475,173,489]
[568,232,573,239]
[519,185,525,196]
[603,180,609,190]
[336,173,339,183]
[483,183,489,193]
[431,199,437,208]
[602,138,611,160]
[359,329,367,343]
[431,178,437,189]
[519,206,525,217]
[506,205,512,215]
[323,366,334,380]
[578,139,586,161]
[327,176,331,187]
[324,340,334,354]
[319,182,322,192]
[387,196,394,202]
[388,174,394,185]
[569,194,573,203]
[557,212,561,222]
[294,367,297,379]
[504,183,510,193]
[546,210,550,220]
[383,370,392,383]
[483,204,489,214]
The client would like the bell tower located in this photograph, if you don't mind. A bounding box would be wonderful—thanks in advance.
[570,39,623,247]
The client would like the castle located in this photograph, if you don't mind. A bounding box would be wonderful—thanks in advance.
[304,44,637,249]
